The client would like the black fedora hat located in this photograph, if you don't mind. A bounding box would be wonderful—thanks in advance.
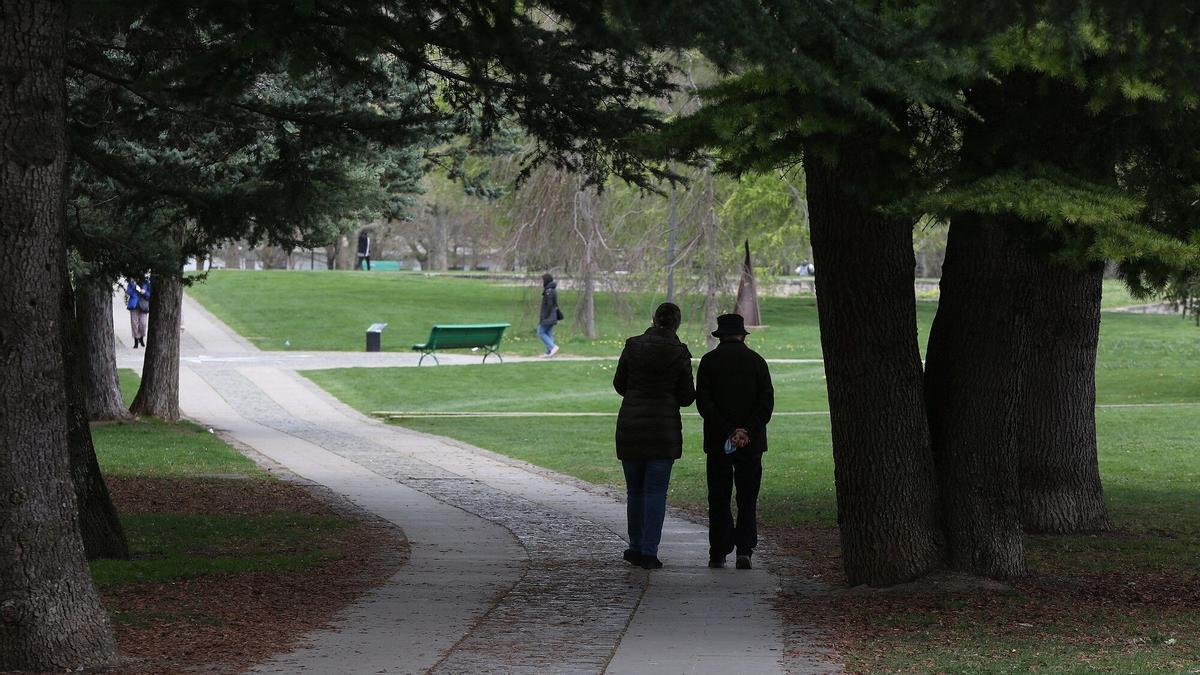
[711,313,750,338]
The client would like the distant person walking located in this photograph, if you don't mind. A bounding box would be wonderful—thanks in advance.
[126,275,151,348]
[356,229,372,270]
[613,302,696,569]
[538,273,561,358]
[696,313,774,570]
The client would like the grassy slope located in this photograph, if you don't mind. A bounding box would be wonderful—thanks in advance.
[188,269,855,358]
[188,271,1160,358]
[90,371,350,586]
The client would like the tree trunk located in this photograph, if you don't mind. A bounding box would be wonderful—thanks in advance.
[805,156,945,586]
[703,169,719,351]
[665,172,679,303]
[130,272,182,421]
[77,276,128,420]
[431,205,449,271]
[924,216,1028,579]
[1018,260,1110,533]
[574,185,598,340]
[325,242,338,270]
[0,1,118,667]
[61,271,130,560]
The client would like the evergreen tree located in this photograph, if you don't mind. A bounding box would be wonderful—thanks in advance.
[613,1,963,585]
[6,3,670,666]
[0,2,117,669]
[611,0,1200,582]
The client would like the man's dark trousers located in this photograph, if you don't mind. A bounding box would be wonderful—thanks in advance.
[707,449,763,558]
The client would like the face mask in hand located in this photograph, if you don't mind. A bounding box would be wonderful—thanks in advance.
[724,437,737,454]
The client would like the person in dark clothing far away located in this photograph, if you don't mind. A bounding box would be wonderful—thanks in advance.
[537,273,561,357]
[696,313,774,570]
[613,302,696,570]
[356,229,372,270]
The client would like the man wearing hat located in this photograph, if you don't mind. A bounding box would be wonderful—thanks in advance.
[696,313,775,569]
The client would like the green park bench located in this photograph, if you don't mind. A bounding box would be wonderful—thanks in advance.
[412,323,511,366]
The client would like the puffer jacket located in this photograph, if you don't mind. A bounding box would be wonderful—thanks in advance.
[613,326,696,460]
[539,282,559,326]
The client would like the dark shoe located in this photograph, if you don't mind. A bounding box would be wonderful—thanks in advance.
[736,555,752,570]
[640,555,663,570]
[708,556,725,569]
[623,548,642,566]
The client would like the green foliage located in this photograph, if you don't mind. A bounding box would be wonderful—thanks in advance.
[66,1,679,279]
[717,171,810,274]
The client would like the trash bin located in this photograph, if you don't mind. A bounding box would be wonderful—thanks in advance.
[366,323,387,352]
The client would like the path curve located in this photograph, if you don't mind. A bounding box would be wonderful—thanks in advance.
[113,293,828,674]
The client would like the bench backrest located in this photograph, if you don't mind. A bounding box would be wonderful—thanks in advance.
[426,323,510,349]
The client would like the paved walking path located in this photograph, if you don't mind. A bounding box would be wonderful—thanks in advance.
[114,295,830,674]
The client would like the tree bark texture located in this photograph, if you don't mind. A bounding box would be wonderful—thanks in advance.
[702,169,719,351]
[1017,260,1109,533]
[77,277,128,420]
[61,271,131,560]
[0,1,119,667]
[805,156,945,586]
[924,216,1028,579]
[130,272,182,421]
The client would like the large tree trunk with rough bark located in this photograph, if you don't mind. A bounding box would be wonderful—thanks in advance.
[77,276,129,420]
[130,272,182,420]
[924,217,1028,579]
[1018,260,1109,533]
[0,1,118,667]
[806,155,945,586]
[62,271,131,559]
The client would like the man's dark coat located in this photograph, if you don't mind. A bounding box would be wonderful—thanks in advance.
[613,326,696,460]
[695,340,774,453]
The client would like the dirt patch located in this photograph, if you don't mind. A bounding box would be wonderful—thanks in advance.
[103,476,407,673]
[768,524,1200,673]
[108,475,333,516]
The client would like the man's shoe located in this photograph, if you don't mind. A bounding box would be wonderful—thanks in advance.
[735,555,752,570]
[548,345,560,358]
[708,556,725,569]
[623,548,642,566]
[640,555,663,570]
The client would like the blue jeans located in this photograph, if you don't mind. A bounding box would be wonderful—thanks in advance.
[537,323,556,353]
[622,459,674,557]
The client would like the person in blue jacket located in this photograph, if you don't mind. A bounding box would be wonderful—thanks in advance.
[126,275,151,348]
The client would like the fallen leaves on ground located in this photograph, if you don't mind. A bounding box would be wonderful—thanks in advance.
[103,475,407,673]
[768,524,1200,673]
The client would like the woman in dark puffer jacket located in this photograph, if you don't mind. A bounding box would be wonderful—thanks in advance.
[613,302,696,569]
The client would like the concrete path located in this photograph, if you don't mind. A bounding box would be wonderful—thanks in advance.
[113,294,829,674]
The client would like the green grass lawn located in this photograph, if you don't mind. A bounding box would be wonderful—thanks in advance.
[301,308,1200,672]
[91,370,352,586]
[189,270,1175,359]
[188,269,866,358]
[198,270,1198,670]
